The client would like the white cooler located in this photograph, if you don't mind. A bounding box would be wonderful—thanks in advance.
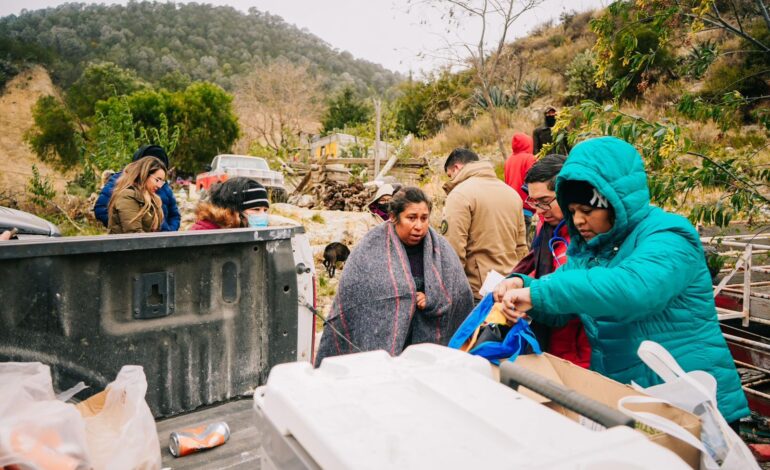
[254,344,689,470]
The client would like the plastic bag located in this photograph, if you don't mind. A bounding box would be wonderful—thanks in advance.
[618,341,758,470]
[0,363,161,470]
[77,365,161,470]
[0,362,91,470]
[449,293,541,364]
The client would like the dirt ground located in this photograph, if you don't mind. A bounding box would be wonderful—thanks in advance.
[0,66,70,199]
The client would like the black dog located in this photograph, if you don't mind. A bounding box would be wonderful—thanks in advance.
[323,242,350,278]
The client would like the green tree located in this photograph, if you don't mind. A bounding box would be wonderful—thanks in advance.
[395,80,433,137]
[25,95,81,169]
[85,96,143,173]
[65,62,146,119]
[394,70,473,137]
[84,96,180,178]
[591,0,769,101]
[26,164,56,209]
[0,37,56,90]
[97,82,238,174]
[172,82,240,173]
[549,101,769,227]
[158,70,193,91]
[572,0,770,229]
[565,50,609,104]
[0,2,401,92]
[322,87,371,133]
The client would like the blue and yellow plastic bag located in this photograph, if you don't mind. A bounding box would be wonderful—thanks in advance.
[448,293,541,364]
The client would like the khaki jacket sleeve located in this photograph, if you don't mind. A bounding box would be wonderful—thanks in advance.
[443,192,472,266]
[114,194,145,233]
[515,209,528,259]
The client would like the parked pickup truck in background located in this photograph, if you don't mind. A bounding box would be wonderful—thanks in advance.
[0,223,316,468]
[196,154,287,202]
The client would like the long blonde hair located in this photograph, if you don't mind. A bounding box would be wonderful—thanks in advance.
[108,157,166,231]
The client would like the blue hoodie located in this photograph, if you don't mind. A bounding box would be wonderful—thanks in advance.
[518,136,748,423]
[94,172,180,232]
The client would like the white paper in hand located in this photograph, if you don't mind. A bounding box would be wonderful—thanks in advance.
[479,270,505,297]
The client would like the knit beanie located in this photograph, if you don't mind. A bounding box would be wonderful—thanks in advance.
[239,180,270,211]
[211,177,269,212]
[132,145,169,169]
[560,180,611,209]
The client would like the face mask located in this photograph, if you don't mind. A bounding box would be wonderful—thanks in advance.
[545,115,557,127]
[248,213,269,228]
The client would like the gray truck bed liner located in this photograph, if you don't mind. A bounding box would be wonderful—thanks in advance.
[156,399,261,469]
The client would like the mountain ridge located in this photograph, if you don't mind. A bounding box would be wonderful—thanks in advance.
[0,1,401,93]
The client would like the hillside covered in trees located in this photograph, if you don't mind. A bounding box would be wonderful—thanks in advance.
[2,0,768,238]
[0,1,400,92]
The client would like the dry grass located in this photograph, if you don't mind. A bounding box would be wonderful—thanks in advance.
[414,109,540,160]
[0,66,71,194]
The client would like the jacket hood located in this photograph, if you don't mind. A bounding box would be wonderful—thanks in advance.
[556,137,652,252]
[443,160,497,194]
[511,133,533,155]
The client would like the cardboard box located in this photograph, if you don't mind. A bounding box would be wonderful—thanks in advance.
[505,353,702,469]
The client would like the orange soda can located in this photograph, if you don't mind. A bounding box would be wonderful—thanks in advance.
[169,421,231,457]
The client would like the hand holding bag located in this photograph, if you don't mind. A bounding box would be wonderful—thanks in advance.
[449,293,541,364]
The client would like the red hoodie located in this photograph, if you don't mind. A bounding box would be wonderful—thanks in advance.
[504,133,536,212]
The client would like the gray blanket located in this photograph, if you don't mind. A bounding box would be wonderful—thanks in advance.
[315,222,474,365]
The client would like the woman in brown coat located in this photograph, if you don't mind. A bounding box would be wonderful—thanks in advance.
[107,157,167,234]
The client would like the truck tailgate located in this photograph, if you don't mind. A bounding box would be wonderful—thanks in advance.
[156,399,261,469]
[0,227,305,418]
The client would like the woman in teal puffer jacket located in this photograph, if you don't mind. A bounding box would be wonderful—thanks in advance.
[494,136,749,424]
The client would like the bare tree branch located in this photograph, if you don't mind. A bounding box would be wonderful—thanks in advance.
[418,0,544,159]
[235,60,322,154]
[695,9,770,52]
[758,0,770,32]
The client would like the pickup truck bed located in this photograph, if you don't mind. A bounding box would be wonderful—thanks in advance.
[0,226,316,469]
[156,399,261,469]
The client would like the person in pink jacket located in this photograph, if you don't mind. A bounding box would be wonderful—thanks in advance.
[189,177,269,230]
[504,133,536,238]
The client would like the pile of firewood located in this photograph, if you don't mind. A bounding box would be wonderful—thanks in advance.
[317,181,376,211]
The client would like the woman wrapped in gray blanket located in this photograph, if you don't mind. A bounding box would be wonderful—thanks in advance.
[315,187,474,365]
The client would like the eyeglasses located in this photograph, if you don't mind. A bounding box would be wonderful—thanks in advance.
[525,196,556,211]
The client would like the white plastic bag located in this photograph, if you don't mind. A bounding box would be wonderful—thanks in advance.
[0,362,91,470]
[78,365,161,470]
[0,363,161,470]
[618,341,758,470]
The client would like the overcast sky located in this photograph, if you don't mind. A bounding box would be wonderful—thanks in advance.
[0,0,608,74]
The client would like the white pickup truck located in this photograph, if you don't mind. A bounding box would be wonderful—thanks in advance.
[196,154,287,201]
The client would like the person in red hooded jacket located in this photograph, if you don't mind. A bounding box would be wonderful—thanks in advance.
[511,154,591,368]
[504,133,536,239]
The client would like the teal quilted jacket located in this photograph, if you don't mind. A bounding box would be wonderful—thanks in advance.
[525,137,749,423]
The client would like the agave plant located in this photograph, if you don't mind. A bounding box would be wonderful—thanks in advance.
[474,86,518,111]
[519,79,547,106]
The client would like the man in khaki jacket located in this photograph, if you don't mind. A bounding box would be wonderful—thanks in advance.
[442,148,528,300]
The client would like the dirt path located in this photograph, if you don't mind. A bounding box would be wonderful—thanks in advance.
[0,66,70,198]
